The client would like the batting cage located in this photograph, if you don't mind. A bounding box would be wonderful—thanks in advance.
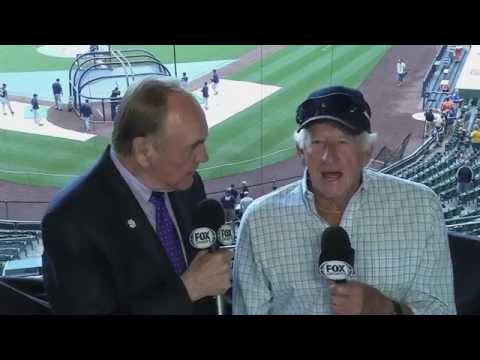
[69,48,171,123]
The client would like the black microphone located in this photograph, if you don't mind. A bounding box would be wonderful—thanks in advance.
[188,198,228,315]
[318,226,355,283]
[189,198,225,250]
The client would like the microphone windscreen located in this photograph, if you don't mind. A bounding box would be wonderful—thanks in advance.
[192,198,225,231]
[319,226,354,267]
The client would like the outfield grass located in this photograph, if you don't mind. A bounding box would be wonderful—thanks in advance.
[0,45,255,73]
[0,129,108,187]
[112,45,256,63]
[198,45,391,179]
[0,46,74,72]
[0,45,390,188]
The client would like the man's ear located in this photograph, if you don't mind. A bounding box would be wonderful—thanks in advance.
[132,137,152,168]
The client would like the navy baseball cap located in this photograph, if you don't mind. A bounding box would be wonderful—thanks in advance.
[296,86,372,134]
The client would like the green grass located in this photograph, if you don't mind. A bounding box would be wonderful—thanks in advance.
[112,45,256,63]
[0,45,256,72]
[0,45,390,187]
[0,46,73,72]
[198,45,391,179]
[0,129,108,187]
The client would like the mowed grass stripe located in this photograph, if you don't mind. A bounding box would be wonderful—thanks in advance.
[229,45,362,86]
[265,45,363,86]
[229,46,327,82]
[112,45,256,63]
[205,45,380,161]
[0,130,108,174]
[274,45,372,88]
[331,45,390,86]
[0,45,73,72]
[0,45,257,73]
[200,46,390,179]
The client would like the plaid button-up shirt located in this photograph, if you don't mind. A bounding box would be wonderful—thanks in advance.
[232,168,456,315]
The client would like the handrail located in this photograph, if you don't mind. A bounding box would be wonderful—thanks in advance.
[447,220,480,229]
[381,137,435,174]
[446,214,480,224]
[422,45,448,101]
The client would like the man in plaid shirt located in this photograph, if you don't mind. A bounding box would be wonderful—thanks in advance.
[233,86,456,315]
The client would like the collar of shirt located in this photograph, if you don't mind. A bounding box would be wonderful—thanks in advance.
[300,167,370,217]
[109,147,174,202]
[109,146,183,232]
[109,147,179,229]
[110,147,154,203]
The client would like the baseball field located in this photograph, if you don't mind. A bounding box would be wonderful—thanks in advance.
[0,45,390,188]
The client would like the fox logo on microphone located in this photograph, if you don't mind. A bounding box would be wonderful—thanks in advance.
[189,227,217,249]
[319,260,353,281]
[217,224,234,246]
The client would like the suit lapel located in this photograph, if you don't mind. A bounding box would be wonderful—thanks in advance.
[96,146,200,268]
[96,146,177,271]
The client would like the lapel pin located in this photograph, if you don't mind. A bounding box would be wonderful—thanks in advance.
[127,219,136,229]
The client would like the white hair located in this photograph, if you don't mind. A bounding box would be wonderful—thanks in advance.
[294,128,312,151]
[294,127,377,153]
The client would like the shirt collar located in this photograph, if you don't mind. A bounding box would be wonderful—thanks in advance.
[110,147,155,203]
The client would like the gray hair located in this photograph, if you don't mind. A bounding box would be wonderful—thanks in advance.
[112,75,194,156]
[294,127,377,153]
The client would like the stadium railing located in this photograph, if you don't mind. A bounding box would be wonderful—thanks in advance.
[381,137,435,175]
[0,279,51,315]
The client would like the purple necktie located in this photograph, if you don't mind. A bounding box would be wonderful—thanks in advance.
[149,192,186,276]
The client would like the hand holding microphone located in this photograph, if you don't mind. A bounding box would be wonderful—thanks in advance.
[181,249,232,302]
[329,280,394,315]
[180,199,232,313]
[319,226,394,315]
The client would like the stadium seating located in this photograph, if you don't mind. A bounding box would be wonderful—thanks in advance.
[424,47,467,110]
[383,55,480,312]
[386,95,480,229]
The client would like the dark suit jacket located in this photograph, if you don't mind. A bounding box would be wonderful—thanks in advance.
[42,146,216,314]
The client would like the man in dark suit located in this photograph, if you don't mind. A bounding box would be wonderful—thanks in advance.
[42,76,232,314]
